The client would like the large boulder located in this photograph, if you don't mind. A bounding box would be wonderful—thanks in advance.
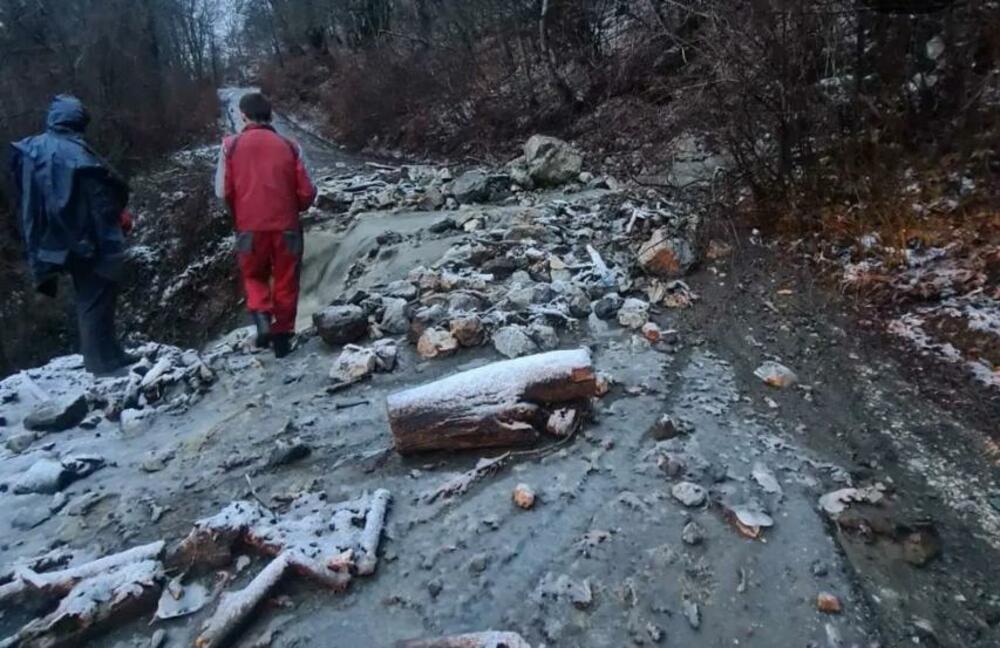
[450,170,511,204]
[450,170,488,203]
[313,305,368,346]
[523,135,583,186]
[23,393,88,432]
[638,228,697,278]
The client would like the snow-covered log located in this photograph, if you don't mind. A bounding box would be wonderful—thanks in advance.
[6,560,163,648]
[1,541,165,604]
[356,489,391,575]
[386,348,599,454]
[396,631,532,648]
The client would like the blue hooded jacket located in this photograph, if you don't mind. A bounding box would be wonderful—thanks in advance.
[9,95,129,287]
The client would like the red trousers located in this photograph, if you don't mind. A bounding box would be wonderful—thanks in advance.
[236,230,302,334]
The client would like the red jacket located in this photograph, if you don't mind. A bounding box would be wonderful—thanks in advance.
[216,124,316,232]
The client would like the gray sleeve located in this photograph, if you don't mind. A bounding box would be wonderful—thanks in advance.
[214,144,226,200]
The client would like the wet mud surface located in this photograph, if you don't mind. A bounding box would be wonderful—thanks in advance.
[0,93,998,648]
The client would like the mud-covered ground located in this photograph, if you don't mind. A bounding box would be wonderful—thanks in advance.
[0,93,998,648]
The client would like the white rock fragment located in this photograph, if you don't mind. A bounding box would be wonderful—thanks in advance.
[671,481,707,507]
[329,345,377,383]
[617,298,650,329]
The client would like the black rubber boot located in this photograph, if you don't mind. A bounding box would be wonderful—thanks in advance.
[272,333,293,359]
[251,311,272,348]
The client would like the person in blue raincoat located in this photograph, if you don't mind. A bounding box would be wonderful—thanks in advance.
[8,95,136,375]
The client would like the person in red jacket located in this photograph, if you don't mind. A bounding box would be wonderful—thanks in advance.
[215,92,316,358]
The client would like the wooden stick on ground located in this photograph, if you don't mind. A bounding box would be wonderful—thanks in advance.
[195,553,290,648]
[356,489,392,575]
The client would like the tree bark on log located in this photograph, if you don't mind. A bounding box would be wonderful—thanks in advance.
[396,631,532,648]
[1,541,165,604]
[386,349,598,454]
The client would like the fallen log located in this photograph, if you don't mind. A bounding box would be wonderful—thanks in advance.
[386,348,599,454]
[396,630,532,648]
[2,541,165,604]
[6,559,163,648]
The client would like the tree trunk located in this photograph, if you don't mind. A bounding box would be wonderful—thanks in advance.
[386,349,599,454]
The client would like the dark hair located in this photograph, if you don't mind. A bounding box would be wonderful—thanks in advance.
[239,92,272,123]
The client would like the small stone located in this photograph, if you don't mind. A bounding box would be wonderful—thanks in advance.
[646,623,664,643]
[817,592,843,614]
[493,325,539,359]
[901,529,941,566]
[528,323,559,351]
[23,393,88,432]
[140,451,169,473]
[671,482,707,507]
[546,408,578,437]
[468,553,489,573]
[49,491,68,513]
[120,408,151,434]
[706,239,733,260]
[379,297,410,335]
[754,361,798,388]
[641,322,661,342]
[150,628,167,648]
[13,459,69,495]
[681,521,705,546]
[513,484,536,510]
[617,298,650,329]
[268,438,311,466]
[14,455,103,495]
[592,293,623,320]
[386,280,418,300]
[682,599,701,629]
[428,217,456,233]
[5,431,36,454]
[427,578,443,598]
[329,345,377,383]
[638,229,696,277]
[481,256,518,279]
[417,328,459,359]
[12,505,52,530]
[450,315,485,347]
[372,338,399,372]
[648,415,690,441]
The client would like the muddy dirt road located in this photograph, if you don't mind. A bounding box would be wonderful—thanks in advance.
[0,94,998,648]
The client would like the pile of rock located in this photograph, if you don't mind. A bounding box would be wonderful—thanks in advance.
[0,343,219,450]
[310,136,603,220]
[310,161,704,372]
